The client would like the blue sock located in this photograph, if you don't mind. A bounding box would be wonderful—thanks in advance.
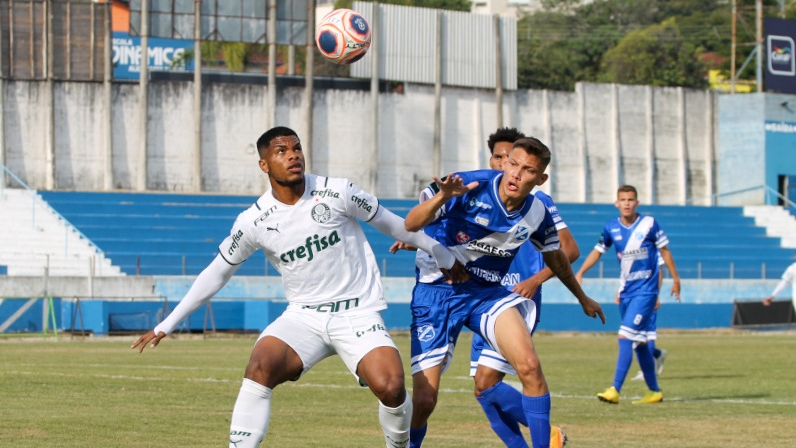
[409,425,427,448]
[521,393,550,448]
[649,340,661,358]
[477,383,529,448]
[636,344,660,391]
[612,338,634,392]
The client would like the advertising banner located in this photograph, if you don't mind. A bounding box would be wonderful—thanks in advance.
[112,32,194,80]
[765,18,796,94]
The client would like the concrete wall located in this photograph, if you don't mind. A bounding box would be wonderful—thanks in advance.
[1,79,716,204]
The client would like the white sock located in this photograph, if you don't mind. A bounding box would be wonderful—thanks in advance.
[379,394,412,448]
[229,378,272,448]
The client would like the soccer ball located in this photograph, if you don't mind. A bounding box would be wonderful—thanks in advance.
[315,9,371,65]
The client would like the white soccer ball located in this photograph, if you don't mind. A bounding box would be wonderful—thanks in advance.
[315,9,371,65]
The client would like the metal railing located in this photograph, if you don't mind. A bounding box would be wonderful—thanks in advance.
[1,161,106,260]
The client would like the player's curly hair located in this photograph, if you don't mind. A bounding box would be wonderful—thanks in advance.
[487,127,526,154]
[257,127,299,157]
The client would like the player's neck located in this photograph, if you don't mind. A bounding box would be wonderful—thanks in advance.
[620,213,638,226]
[270,179,306,205]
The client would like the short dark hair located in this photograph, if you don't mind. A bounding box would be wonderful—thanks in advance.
[256,127,299,157]
[617,185,638,199]
[511,137,551,170]
[487,127,526,154]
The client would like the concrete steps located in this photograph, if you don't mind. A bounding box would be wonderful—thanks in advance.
[0,188,123,277]
[743,205,796,248]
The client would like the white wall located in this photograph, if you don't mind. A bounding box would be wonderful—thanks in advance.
[1,79,715,204]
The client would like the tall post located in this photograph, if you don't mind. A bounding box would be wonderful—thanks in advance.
[303,0,315,173]
[494,14,503,128]
[267,0,277,130]
[103,1,113,190]
[45,0,54,190]
[193,0,202,192]
[432,9,442,177]
[370,4,379,194]
[138,0,150,191]
[731,0,737,94]
[756,0,763,92]
[0,1,6,172]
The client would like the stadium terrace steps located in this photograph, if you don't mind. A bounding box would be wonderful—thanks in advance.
[743,205,796,248]
[37,191,796,280]
[0,189,123,277]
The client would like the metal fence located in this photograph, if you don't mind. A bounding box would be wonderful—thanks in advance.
[0,0,109,81]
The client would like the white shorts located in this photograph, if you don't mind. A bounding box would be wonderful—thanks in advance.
[259,304,397,383]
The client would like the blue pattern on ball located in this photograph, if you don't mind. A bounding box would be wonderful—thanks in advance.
[350,15,369,37]
[318,30,339,54]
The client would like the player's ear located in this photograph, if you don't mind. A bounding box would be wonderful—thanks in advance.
[538,173,549,186]
[259,157,270,175]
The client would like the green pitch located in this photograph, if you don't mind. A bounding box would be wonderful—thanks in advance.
[1,331,794,448]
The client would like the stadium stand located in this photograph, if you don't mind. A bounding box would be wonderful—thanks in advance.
[32,191,796,279]
[0,189,122,276]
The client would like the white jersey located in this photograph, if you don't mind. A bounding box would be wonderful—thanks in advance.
[218,174,386,314]
[772,262,796,306]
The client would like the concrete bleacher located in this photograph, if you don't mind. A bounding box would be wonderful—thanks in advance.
[37,191,796,279]
[0,188,122,277]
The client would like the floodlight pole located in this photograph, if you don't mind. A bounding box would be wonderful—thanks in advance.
[755,0,763,92]
[267,0,277,130]
[304,0,315,173]
[45,0,54,190]
[103,1,112,190]
[139,0,150,191]
[432,9,442,177]
[193,0,202,192]
[370,5,379,195]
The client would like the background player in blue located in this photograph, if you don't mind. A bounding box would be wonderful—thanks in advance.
[406,138,605,448]
[471,128,579,448]
[575,185,681,404]
[631,254,669,381]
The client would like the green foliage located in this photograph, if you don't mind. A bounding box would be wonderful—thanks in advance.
[517,0,786,90]
[599,18,707,87]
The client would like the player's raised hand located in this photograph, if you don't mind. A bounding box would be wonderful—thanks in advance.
[131,330,167,353]
[440,261,470,284]
[433,174,479,199]
[581,297,606,324]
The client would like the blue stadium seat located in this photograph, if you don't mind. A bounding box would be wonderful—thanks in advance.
[39,192,796,279]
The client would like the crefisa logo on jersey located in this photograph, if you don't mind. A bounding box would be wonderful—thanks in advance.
[311,203,332,223]
[768,35,795,75]
[456,231,471,243]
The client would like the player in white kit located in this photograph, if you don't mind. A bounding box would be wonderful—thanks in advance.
[131,127,466,448]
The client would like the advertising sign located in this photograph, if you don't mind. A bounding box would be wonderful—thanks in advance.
[765,18,796,94]
[112,32,194,80]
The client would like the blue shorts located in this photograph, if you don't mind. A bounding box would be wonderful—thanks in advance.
[618,293,658,343]
[469,290,541,376]
[410,280,535,376]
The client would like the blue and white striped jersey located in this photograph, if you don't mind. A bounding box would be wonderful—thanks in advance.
[501,189,567,289]
[595,214,669,297]
[417,169,560,286]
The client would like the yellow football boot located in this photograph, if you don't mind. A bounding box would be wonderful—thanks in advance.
[597,386,620,404]
[550,425,567,448]
[632,389,663,404]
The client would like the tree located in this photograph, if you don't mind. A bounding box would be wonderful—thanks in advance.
[599,18,707,88]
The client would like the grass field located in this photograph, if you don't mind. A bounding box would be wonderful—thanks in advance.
[1,330,795,448]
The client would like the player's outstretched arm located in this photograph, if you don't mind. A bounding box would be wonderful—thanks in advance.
[131,255,239,353]
[404,174,478,232]
[574,249,603,284]
[659,246,681,302]
[389,241,417,253]
[543,249,606,324]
